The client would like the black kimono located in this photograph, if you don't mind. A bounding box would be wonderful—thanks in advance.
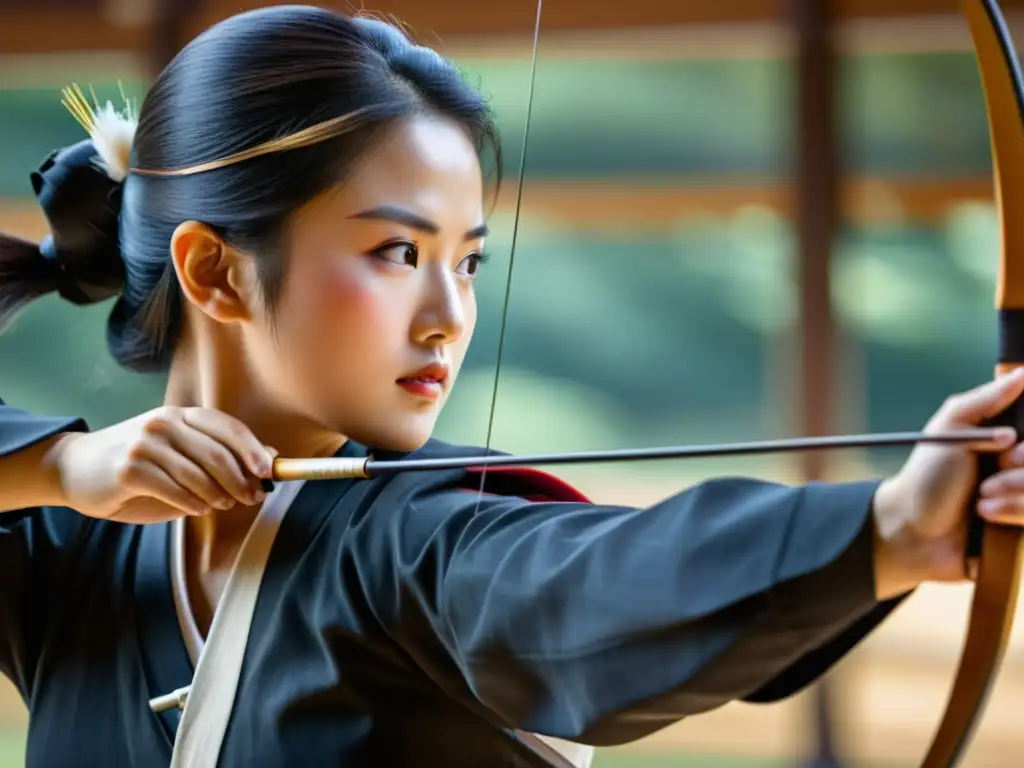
[0,397,906,767]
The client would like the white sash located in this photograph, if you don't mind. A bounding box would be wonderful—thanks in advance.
[168,481,304,768]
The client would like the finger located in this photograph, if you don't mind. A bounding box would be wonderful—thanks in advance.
[135,440,237,510]
[978,497,1024,526]
[119,460,214,517]
[942,368,1024,425]
[979,466,1024,496]
[1002,441,1024,467]
[181,409,275,478]
[164,420,263,505]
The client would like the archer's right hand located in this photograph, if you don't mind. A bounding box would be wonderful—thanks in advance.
[51,406,275,523]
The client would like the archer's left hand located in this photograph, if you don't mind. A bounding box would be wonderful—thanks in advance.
[872,369,1024,598]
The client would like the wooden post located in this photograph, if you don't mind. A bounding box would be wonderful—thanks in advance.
[792,0,844,765]
[139,0,204,76]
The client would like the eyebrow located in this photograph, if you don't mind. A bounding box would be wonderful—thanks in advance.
[348,205,488,241]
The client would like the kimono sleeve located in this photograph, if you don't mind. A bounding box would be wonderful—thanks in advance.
[0,397,90,696]
[351,473,905,746]
[0,397,86,459]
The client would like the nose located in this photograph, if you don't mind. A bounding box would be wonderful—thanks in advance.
[411,263,466,346]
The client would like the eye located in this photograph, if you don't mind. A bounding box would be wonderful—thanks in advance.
[371,241,419,267]
[456,250,491,279]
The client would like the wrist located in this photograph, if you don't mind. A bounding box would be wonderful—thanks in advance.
[871,476,931,600]
[37,432,81,508]
[0,431,79,513]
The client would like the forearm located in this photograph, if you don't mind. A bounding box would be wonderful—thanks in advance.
[0,432,75,513]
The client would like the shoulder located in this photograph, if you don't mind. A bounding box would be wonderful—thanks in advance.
[364,437,592,505]
[337,439,594,554]
[334,440,599,609]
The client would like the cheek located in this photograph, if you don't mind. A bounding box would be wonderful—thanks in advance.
[278,258,396,367]
[316,265,381,325]
[292,257,385,329]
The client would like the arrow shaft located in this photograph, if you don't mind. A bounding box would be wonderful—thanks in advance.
[270,428,1000,482]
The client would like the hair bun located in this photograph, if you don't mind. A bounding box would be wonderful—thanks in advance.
[30,139,126,305]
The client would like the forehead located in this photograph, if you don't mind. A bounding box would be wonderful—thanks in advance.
[326,114,485,226]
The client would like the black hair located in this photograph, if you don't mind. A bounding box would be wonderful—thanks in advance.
[0,5,502,371]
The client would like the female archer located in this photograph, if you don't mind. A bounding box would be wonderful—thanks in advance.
[1,6,1023,767]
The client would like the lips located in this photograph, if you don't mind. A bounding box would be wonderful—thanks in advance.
[398,362,449,384]
[396,362,449,400]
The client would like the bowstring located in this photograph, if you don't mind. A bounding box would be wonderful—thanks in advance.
[471,0,544,514]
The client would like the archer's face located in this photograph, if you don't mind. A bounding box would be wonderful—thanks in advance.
[253,114,486,452]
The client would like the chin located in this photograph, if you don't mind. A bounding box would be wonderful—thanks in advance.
[343,419,435,454]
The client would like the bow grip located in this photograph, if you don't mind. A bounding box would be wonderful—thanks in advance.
[967,318,1024,560]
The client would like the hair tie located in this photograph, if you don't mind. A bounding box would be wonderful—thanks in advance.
[30,139,126,305]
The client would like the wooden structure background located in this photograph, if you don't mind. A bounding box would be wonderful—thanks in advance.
[2,1,1024,766]
[1,0,1023,52]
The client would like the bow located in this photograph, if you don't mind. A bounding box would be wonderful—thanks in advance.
[919,1,1024,765]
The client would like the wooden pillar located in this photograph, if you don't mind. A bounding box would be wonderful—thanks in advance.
[791,0,844,766]
[143,0,204,76]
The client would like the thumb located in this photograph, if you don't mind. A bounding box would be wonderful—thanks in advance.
[942,368,1024,426]
[959,426,1017,453]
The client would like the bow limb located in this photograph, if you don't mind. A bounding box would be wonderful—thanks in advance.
[922,2,1024,765]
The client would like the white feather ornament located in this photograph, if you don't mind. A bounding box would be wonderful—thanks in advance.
[60,83,139,182]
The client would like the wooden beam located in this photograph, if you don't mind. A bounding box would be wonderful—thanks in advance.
[2,0,1023,57]
[0,175,995,239]
[139,0,1024,38]
[0,12,145,56]
[499,176,995,229]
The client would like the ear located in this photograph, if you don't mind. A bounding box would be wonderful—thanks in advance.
[169,221,258,325]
